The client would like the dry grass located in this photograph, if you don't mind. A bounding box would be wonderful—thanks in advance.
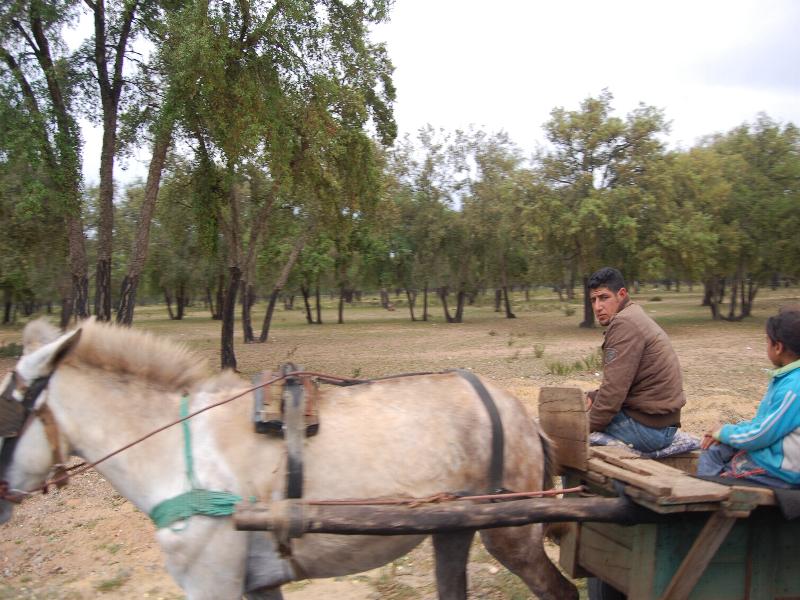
[1,285,799,599]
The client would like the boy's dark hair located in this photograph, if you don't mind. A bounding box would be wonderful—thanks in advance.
[767,305,800,357]
[587,267,626,293]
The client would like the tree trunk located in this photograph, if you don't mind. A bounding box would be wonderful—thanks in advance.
[57,276,73,329]
[259,290,280,342]
[579,276,595,328]
[221,266,242,370]
[241,280,255,343]
[68,215,90,320]
[405,289,417,321]
[94,258,112,322]
[454,290,466,323]
[164,288,175,320]
[315,284,322,325]
[213,273,225,320]
[438,287,454,323]
[727,274,739,321]
[176,282,186,320]
[258,234,306,341]
[116,124,172,325]
[422,285,429,321]
[301,284,315,324]
[91,0,138,322]
[494,288,502,312]
[743,280,758,318]
[502,286,516,319]
[206,286,216,319]
[338,286,345,324]
[703,278,721,320]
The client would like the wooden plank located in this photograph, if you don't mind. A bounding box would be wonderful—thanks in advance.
[538,387,588,472]
[728,485,775,507]
[628,523,659,600]
[587,458,673,496]
[557,522,589,578]
[589,448,733,506]
[578,523,633,594]
[657,512,738,600]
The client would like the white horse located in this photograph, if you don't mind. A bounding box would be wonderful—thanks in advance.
[0,318,577,599]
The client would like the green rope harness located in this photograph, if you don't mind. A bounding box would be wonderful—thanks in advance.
[149,394,243,529]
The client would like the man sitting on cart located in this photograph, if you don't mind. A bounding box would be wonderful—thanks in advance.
[584,267,686,453]
[698,306,800,488]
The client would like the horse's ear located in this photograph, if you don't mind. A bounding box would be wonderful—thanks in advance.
[17,328,83,383]
[49,328,82,369]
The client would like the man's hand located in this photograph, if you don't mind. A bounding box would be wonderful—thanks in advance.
[585,392,593,410]
[701,428,722,450]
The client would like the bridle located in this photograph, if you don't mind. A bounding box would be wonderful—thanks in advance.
[0,370,67,503]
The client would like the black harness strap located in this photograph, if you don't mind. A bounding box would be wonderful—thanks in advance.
[284,373,305,500]
[451,369,505,494]
[0,374,52,492]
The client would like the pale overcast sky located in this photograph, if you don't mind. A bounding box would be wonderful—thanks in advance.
[372,0,800,151]
[90,0,800,184]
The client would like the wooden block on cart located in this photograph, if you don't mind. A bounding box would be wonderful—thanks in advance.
[538,387,589,473]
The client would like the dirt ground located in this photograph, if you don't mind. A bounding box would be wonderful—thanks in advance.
[1,287,798,599]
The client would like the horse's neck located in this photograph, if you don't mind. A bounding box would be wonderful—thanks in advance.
[51,370,193,513]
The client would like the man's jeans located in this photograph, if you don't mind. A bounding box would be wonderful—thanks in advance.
[697,442,794,488]
[604,411,677,453]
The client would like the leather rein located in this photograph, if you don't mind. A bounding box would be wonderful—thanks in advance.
[0,368,508,505]
[0,370,371,504]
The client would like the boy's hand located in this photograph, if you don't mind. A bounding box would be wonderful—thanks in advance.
[701,428,722,450]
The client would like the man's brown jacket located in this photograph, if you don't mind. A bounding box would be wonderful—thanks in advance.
[588,300,685,432]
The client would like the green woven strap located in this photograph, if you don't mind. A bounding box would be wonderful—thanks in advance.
[150,489,242,529]
[148,394,244,529]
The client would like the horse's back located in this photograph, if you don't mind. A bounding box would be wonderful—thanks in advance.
[303,372,546,498]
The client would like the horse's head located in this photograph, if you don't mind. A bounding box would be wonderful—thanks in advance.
[0,323,82,524]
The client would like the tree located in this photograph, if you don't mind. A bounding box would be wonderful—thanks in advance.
[164,0,396,368]
[537,90,668,327]
[464,131,530,319]
[1,0,90,323]
[703,116,800,319]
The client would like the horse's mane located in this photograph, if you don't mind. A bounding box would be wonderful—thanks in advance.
[25,318,211,392]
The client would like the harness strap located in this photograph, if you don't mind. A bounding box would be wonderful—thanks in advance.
[148,394,243,529]
[451,370,505,494]
[33,404,69,489]
[180,394,198,487]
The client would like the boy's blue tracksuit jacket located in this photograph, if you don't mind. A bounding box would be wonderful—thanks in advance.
[719,359,800,484]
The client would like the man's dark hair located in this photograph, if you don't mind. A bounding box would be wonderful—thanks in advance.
[766,305,800,356]
[587,267,626,293]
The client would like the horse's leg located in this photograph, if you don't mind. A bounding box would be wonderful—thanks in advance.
[432,530,475,600]
[480,524,578,600]
[245,587,284,600]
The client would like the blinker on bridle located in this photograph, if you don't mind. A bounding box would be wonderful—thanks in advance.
[0,371,55,502]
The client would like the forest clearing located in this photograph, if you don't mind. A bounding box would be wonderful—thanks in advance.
[2,287,797,599]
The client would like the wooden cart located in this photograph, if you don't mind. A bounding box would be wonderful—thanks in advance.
[539,387,800,600]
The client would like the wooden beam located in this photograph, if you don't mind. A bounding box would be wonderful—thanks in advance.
[538,387,589,472]
[234,497,661,535]
[657,512,738,600]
